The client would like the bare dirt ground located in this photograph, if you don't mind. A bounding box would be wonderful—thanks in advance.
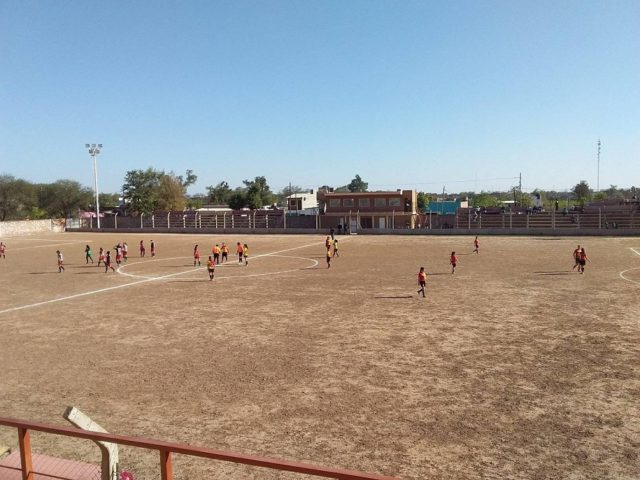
[0,232,639,479]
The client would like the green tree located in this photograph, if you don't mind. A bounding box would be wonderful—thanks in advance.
[206,181,233,205]
[39,180,92,218]
[242,176,274,209]
[417,192,433,211]
[227,190,248,210]
[604,184,623,199]
[572,181,592,206]
[0,175,36,221]
[347,174,368,192]
[99,192,120,208]
[593,191,607,201]
[123,168,196,214]
[471,193,501,208]
[156,173,188,211]
[123,168,162,215]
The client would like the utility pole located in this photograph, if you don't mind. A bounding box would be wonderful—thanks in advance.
[519,172,522,204]
[597,139,601,192]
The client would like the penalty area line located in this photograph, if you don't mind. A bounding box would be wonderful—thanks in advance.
[630,247,640,257]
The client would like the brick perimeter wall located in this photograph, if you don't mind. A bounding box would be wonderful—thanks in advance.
[0,219,59,237]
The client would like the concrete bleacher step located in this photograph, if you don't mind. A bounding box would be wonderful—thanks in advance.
[0,451,100,480]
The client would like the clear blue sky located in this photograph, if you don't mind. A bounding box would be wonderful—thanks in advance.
[1,0,639,195]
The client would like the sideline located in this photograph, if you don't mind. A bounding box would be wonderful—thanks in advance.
[0,238,337,315]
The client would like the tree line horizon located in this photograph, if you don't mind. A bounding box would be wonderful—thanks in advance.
[0,170,637,222]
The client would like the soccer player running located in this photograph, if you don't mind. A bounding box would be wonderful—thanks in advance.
[333,238,339,257]
[326,248,332,268]
[243,244,249,266]
[56,250,65,273]
[236,242,244,264]
[85,245,94,264]
[450,251,459,274]
[572,245,581,270]
[194,245,201,266]
[417,267,427,297]
[97,247,105,266]
[577,247,589,274]
[150,240,156,257]
[473,236,480,254]
[122,242,129,262]
[221,243,229,263]
[207,255,215,280]
[139,240,146,257]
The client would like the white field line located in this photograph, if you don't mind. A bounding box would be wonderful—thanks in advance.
[619,267,640,286]
[10,241,89,251]
[0,238,335,316]
[618,247,640,286]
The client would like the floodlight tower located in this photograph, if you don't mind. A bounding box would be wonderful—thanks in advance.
[85,144,103,228]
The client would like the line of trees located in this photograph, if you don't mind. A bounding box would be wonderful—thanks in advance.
[2,169,637,222]
[0,175,119,221]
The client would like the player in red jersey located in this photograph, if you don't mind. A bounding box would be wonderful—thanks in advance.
[450,252,459,274]
[417,267,426,297]
[473,236,479,254]
[194,245,201,266]
[236,242,244,264]
[207,255,215,280]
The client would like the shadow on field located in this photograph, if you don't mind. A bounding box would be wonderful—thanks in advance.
[374,295,414,299]
[534,271,574,275]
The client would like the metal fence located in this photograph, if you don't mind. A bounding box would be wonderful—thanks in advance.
[0,417,396,480]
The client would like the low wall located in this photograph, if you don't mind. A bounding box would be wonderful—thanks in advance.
[67,226,640,237]
[0,219,61,236]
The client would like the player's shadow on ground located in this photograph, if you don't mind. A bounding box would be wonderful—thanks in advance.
[427,272,451,276]
[534,271,574,275]
[374,295,414,299]
[27,272,60,275]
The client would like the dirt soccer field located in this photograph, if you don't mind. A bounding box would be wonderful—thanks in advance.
[0,232,639,479]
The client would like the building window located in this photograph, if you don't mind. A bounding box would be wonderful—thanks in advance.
[343,198,354,208]
[374,198,387,207]
[389,198,401,207]
[329,199,341,208]
[358,198,370,207]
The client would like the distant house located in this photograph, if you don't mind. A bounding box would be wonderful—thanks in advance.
[318,190,417,231]
[286,191,318,214]
[425,199,469,215]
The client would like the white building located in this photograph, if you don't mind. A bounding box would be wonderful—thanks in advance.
[286,191,318,214]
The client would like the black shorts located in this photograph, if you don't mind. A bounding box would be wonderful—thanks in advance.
[419,281,426,287]
[579,259,586,266]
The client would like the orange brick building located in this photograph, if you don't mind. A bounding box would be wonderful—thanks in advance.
[317,190,418,231]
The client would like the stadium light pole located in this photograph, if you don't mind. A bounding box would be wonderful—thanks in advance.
[85,144,103,229]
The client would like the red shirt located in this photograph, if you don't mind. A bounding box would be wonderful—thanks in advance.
[418,272,426,282]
